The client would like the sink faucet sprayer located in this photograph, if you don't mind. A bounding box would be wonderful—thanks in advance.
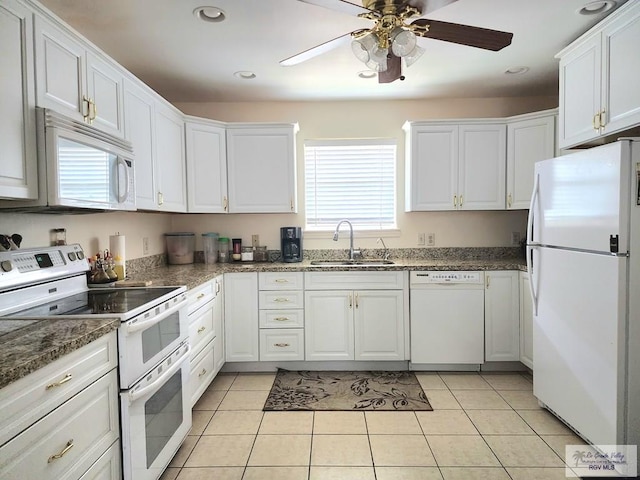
[333,219,356,260]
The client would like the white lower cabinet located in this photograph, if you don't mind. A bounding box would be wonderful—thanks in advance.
[484,271,520,362]
[304,272,406,362]
[188,276,224,405]
[0,368,119,480]
[519,271,534,369]
[260,329,304,361]
[78,440,120,480]
[225,272,259,362]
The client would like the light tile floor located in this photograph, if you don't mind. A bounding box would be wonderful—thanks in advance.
[161,371,587,480]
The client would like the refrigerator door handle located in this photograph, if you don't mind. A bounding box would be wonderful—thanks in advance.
[526,245,539,316]
[527,173,540,244]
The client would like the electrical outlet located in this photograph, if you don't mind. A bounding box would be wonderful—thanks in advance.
[511,231,521,246]
[252,234,259,248]
[142,237,149,255]
[417,233,425,245]
[427,233,436,246]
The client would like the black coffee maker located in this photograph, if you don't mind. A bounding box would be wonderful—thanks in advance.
[281,227,302,262]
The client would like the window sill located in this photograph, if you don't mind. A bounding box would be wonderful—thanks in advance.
[303,228,401,240]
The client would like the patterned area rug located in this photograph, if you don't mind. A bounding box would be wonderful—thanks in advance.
[263,370,432,411]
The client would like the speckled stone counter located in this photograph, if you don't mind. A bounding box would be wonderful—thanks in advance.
[0,317,119,389]
[126,255,527,290]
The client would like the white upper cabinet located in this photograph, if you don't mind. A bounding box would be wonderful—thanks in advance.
[557,1,640,149]
[404,122,506,211]
[154,102,187,212]
[33,15,124,137]
[185,117,228,213]
[123,78,156,210]
[226,124,298,213]
[0,0,37,200]
[506,111,556,210]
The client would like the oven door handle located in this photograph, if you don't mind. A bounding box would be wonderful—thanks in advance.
[123,299,186,335]
[128,344,190,403]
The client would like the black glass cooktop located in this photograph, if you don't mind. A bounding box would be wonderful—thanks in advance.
[10,287,180,318]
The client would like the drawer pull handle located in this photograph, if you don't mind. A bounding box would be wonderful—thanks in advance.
[274,317,289,322]
[355,293,359,308]
[197,293,206,300]
[273,298,290,303]
[46,373,73,390]
[197,326,206,333]
[48,439,74,463]
[199,368,207,377]
[274,279,289,283]
[274,343,290,348]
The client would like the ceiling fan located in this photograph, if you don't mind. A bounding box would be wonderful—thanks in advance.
[280,0,514,83]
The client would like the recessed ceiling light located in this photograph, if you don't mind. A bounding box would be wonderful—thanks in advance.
[193,6,226,23]
[577,0,616,15]
[234,71,256,80]
[504,66,530,75]
[357,70,377,79]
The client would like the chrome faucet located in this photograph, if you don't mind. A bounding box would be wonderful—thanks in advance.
[377,237,390,260]
[333,219,356,260]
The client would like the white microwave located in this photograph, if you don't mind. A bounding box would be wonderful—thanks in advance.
[0,108,136,212]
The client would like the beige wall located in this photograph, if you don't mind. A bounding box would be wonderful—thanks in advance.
[0,96,556,258]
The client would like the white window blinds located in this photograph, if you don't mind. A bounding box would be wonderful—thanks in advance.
[305,139,396,229]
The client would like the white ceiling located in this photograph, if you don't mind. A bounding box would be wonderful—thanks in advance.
[37,0,626,103]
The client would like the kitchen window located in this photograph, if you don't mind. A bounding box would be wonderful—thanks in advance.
[304,139,397,231]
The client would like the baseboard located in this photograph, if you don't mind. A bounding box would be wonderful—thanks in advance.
[221,360,410,373]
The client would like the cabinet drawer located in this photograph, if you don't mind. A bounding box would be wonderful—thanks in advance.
[188,280,216,315]
[259,329,304,361]
[259,309,304,328]
[190,340,215,407]
[0,332,117,446]
[259,272,303,290]
[78,440,120,480]
[304,271,406,290]
[259,290,304,309]
[0,369,119,480]
[189,303,215,360]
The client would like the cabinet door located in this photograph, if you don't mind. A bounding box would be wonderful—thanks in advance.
[154,102,186,212]
[34,16,86,122]
[304,290,353,361]
[458,124,506,210]
[123,79,156,210]
[558,36,602,149]
[602,4,640,136]
[354,290,404,361]
[484,271,520,362]
[226,126,297,213]
[224,273,258,362]
[519,272,534,369]
[506,115,555,209]
[185,120,228,213]
[0,0,37,200]
[86,52,123,136]
[405,125,458,211]
[213,276,225,373]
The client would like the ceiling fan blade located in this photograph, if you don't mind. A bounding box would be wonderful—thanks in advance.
[408,0,458,16]
[411,18,513,51]
[280,32,354,66]
[378,53,402,83]
[297,0,373,16]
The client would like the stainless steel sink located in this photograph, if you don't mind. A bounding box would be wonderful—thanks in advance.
[309,259,395,267]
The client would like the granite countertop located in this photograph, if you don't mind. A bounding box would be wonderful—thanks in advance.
[0,317,119,390]
[126,257,528,290]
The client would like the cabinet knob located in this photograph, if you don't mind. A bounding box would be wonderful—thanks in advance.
[507,193,512,208]
[274,317,289,322]
[274,298,290,303]
[453,195,457,207]
[460,195,463,207]
[600,109,606,129]
[48,439,74,463]
[199,368,207,377]
[45,373,73,390]
[197,326,206,333]
[274,279,289,283]
[223,196,228,211]
[274,343,290,348]
[158,192,164,206]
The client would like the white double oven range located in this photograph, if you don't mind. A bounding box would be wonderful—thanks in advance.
[0,244,191,480]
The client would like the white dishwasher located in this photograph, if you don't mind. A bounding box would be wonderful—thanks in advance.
[410,271,485,365]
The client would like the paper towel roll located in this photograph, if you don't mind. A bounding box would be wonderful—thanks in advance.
[109,234,126,279]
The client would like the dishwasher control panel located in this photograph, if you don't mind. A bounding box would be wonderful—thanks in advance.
[411,271,483,284]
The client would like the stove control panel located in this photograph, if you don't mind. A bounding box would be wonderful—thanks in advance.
[0,244,89,291]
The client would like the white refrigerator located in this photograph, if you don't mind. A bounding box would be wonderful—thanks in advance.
[527,139,640,447]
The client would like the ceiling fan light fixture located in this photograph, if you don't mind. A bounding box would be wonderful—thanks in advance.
[404,45,425,67]
[351,34,377,63]
[578,0,616,15]
[391,29,417,57]
[193,6,226,23]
